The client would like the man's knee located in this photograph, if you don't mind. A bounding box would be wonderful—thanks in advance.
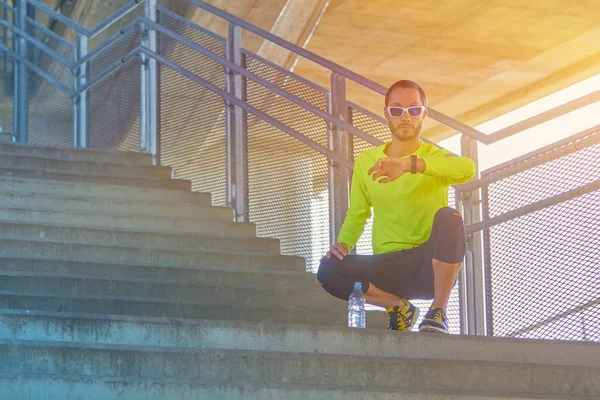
[316,258,332,286]
[434,207,464,228]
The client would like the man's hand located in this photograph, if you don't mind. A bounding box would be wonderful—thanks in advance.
[321,242,349,261]
[368,157,410,183]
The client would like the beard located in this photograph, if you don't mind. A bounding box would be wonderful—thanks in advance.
[389,120,422,141]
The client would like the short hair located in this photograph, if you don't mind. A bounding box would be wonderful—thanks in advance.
[384,80,427,107]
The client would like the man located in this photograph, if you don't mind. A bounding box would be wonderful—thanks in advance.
[317,80,476,334]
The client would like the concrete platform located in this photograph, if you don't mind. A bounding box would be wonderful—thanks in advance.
[0,339,597,399]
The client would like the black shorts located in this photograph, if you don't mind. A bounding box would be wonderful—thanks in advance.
[317,207,466,301]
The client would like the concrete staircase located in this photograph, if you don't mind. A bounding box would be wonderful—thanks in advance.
[0,142,598,399]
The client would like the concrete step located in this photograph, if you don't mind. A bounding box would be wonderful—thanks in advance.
[0,152,173,179]
[0,191,229,220]
[0,176,211,205]
[0,375,571,400]
[0,142,153,165]
[1,340,597,399]
[0,220,278,254]
[0,238,305,271]
[0,271,331,308]
[0,165,191,190]
[2,310,597,368]
[0,206,256,237]
[0,257,313,287]
[0,293,386,326]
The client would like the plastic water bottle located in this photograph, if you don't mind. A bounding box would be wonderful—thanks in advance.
[348,281,366,328]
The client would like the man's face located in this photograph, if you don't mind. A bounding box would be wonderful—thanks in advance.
[384,87,428,141]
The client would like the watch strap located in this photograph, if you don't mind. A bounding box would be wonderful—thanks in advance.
[410,155,417,174]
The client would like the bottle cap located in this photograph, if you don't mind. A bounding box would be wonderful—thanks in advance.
[354,282,361,290]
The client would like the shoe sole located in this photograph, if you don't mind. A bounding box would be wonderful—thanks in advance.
[407,306,420,331]
[419,325,449,334]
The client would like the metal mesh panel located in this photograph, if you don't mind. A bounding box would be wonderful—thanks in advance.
[483,139,600,341]
[88,59,140,152]
[27,67,72,147]
[156,12,227,204]
[485,191,600,340]
[348,104,460,333]
[244,53,330,273]
[0,55,12,135]
[483,132,600,219]
[87,28,141,152]
[158,64,227,204]
[158,8,226,90]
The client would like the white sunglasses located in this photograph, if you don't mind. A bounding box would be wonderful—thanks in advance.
[386,106,426,118]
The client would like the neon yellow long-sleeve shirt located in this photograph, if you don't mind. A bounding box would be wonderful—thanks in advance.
[337,141,476,255]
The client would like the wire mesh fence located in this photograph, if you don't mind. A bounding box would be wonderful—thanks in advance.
[88,28,140,152]
[244,51,330,273]
[156,6,227,205]
[483,135,600,341]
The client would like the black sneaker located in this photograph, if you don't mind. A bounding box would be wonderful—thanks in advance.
[419,307,449,334]
[386,301,420,331]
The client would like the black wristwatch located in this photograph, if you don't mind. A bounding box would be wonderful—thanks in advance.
[410,155,418,174]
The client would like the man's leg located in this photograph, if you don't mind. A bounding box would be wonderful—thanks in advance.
[317,252,419,330]
[431,259,462,312]
[419,207,467,333]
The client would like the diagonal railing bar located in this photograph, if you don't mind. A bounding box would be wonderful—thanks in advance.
[0,18,73,67]
[184,0,490,143]
[73,18,140,67]
[87,0,145,39]
[155,5,225,43]
[25,0,88,36]
[144,18,383,148]
[0,42,71,94]
[465,179,600,234]
[70,48,141,98]
[457,125,600,192]
[139,46,354,170]
[485,90,600,144]
[507,296,600,338]
[241,48,329,95]
[25,14,73,49]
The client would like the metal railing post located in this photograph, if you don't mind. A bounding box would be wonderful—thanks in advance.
[455,190,469,335]
[225,24,248,222]
[14,0,29,143]
[140,0,158,162]
[460,134,487,335]
[73,32,88,147]
[328,73,351,246]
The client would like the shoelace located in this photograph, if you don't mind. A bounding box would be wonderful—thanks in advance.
[430,308,445,323]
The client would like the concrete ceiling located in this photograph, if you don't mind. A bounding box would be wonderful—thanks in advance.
[293,0,600,141]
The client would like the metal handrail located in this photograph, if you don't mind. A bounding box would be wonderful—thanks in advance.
[156,5,225,43]
[25,0,88,36]
[139,46,354,170]
[465,179,600,235]
[144,18,384,148]
[25,0,145,39]
[485,90,600,144]
[0,18,72,67]
[88,0,145,39]
[25,14,74,50]
[0,42,71,93]
[456,125,600,192]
